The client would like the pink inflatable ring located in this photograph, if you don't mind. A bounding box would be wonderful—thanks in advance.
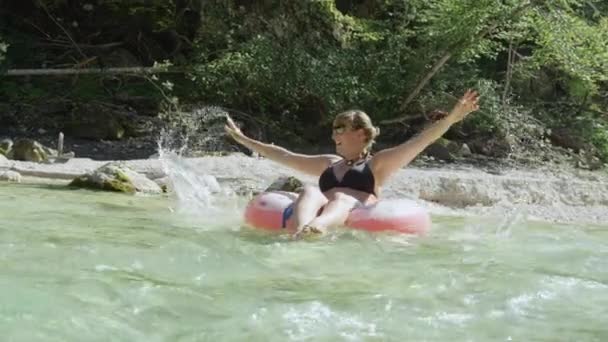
[244,191,431,234]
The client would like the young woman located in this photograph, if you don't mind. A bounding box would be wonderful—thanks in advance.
[225,90,480,237]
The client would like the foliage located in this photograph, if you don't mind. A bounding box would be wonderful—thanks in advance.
[36,0,180,32]
[191,1,416,126]
[413,0,519,61]
[529,10,608,98]
[1,0,607,164]
[590,123,608,162]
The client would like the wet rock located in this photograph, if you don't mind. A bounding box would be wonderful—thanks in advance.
[264,176,304,193]
[0,170,21,182]
[153,176,171,193]
[11,138,57,162]
[69,162,162,194]
[236,184,259,197]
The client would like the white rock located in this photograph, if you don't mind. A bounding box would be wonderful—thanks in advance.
[460,143,472,156]
[74,162,162,194]
[0,153,8,167]
[0,170,21,182]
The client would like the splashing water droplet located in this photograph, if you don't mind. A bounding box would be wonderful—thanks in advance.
[155,106,230,216]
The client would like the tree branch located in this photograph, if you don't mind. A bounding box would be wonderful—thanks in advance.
[5,67,183,76]
[37,0,87,59]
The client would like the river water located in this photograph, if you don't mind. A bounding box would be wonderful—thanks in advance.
[1,179,607,341]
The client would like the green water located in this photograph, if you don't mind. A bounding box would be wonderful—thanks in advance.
[1,183,607,341]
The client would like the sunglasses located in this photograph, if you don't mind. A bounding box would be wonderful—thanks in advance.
[332,125,348,134]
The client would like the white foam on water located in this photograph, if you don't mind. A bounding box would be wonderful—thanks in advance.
[282,301,381,341]
[419,311,474,328]
[505,274,603,317]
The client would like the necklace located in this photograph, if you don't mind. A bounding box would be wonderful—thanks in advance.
[345,152,370,166]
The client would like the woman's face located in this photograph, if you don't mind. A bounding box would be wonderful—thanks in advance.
[332,120,366,156]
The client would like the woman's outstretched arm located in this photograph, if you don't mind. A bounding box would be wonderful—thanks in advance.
[225,114,339,176]
[371,90,480,186]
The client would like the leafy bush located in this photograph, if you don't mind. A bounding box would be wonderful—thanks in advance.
[590,123,608,162]
[191,2,416,124]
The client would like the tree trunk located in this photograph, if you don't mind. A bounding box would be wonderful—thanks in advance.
[5,67,181,76]
[502,40,514,107]
[380,51,452,124]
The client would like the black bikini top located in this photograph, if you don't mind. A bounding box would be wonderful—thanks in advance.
[318,159,376,195]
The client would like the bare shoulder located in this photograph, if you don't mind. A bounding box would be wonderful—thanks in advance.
[368,146,395,168]
[286,152,341,176]
[368,147,404,185]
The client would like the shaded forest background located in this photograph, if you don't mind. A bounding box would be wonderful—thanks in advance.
[0,0,607,167]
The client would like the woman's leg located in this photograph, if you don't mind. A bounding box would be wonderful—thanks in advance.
[295,193,359,237]
[288,185,328,231]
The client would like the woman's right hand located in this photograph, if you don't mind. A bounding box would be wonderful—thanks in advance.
[224,114,246,143]
[446,89,480,123]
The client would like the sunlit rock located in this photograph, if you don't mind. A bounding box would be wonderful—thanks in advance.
[0,138,12,156]
[418,176,497,208]
[11,138,57,162]
[460,143,472,156]
[265,176,303,193]
[69,162,162,194]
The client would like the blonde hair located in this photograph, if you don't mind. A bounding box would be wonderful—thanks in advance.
[333,110,380,151]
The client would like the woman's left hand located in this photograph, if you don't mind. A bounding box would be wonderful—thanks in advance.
[447,89,480,123]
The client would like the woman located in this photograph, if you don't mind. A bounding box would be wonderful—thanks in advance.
[225,90,480,237]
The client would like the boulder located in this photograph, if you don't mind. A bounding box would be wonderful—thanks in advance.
[69,162,162,194]
[549,128,587,152]
[264,176,304,193]
[468,135,513,158]
[424,138,460,162]
[11,138,57,162]
[459,143,472,156]
[64,103,127,140]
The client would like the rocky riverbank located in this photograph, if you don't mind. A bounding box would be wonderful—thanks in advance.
[2,153,607,226]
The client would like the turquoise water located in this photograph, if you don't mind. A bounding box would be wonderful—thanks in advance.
[1,183,607,341]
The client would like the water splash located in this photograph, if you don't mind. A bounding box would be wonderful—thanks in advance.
[494,206,527,238]
[158,149,222,212]
[155,106,229,216]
